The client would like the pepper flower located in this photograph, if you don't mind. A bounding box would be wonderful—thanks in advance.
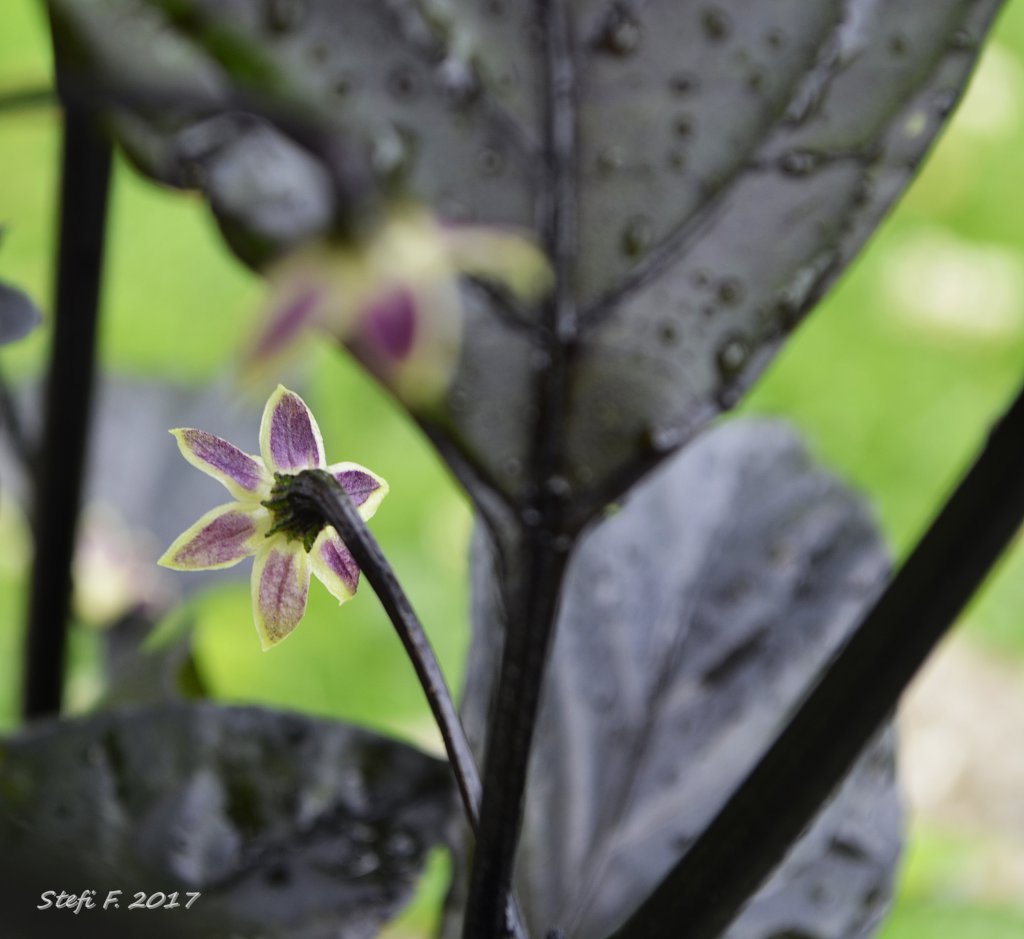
[158,385,387,649]
[251,207,553,407]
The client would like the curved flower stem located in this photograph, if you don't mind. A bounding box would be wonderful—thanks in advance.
[288,469,528,939]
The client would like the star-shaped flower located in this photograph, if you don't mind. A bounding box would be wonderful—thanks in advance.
[158,385,388,649]
[250,208,553,407]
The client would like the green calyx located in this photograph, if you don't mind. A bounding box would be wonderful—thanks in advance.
[262,472,324,552]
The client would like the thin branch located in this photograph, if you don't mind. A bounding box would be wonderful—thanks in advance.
[287,469,528,939]
[0,85,57,115]
[21,94,112,718]
[611,378,1024,939]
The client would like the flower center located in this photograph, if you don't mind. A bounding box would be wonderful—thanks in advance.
[262,472,325,552]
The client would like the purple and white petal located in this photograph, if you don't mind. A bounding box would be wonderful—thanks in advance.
[251,541,311,649]
[309,528,360,604]
[259,385,325,473]
[362,288,417,361]
[171,428,270,500]
[158,503,271,571]
[252,285,324,361]
[326,461,389,521]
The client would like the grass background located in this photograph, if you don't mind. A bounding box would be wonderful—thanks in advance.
[2,1,1024,935]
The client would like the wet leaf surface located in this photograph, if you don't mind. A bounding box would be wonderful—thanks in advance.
[457,419,902,939]
[0,702,453,938]
[49,0,1005,516]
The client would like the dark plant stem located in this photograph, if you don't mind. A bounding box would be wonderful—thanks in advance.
[463,530,570,938]
[21,98,112,719]
[462,2,579,936]
[290,469,480,813]
[611,379,1024,939]
[288,469,528,939]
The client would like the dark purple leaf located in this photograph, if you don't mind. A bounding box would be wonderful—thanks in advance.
[49,1,1006,515]
[0,703,453,938]
[454,419,901,939]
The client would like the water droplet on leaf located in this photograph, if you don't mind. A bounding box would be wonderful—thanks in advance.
[669,71,699,95]
[659,321,679,344]
[371,127,414,180]
[386,829,418,859]
[347,850,381,877]
[476,147,505,177]
[778,149,821,177]
[716,334,750,378]
[718,278,744,305]
[673,115,696,138]
[388,65,419,100]
[949,30,976,53]
[621,216,653,257]
[597,4,642,56]
[701,7,731,41]
[334,73,352,97]
[265,0,305,33]
[544,475,572,499]
[438,58,480,104]
[933,88,957,118]
[889,34,909,56]
[597,145,625,173]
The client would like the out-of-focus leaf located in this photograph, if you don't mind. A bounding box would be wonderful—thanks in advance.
[48,0,1004,518]
[97,609,207,708]
[455,419,901,939]
[0,376,263,596]
[0,282,42,346]
[85,377,262,566]
[0,702,453,938]
[50,0,537,242]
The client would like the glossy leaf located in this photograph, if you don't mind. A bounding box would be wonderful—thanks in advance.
[49,0,1004,518]
[564,0,1007,504]
[456,419,902,939]
[0,703,453,938]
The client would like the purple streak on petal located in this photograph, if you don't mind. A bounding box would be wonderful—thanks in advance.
[258,546,309,642]
[180,429,264,492]
[362,289,416,361]
[255,287,321,359]
[270,390,324,470]
[319,533,360,595]
[334,469,381,508]
[172,511,257,567]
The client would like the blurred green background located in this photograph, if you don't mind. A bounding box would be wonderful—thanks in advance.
[2,2,1024,936]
